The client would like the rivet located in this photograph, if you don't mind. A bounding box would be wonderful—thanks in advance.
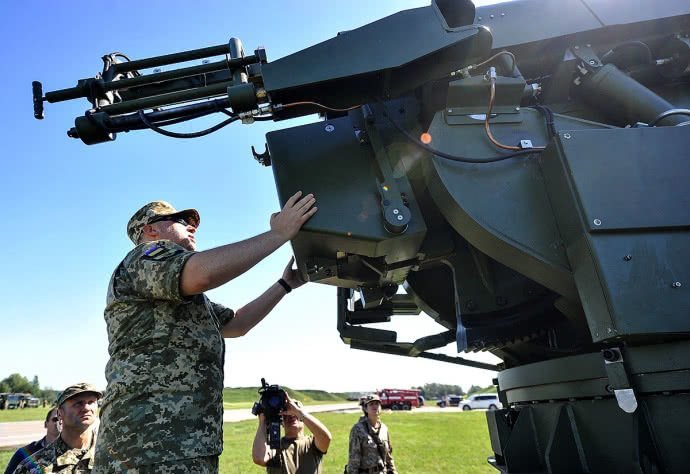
[397,215,404,221]
[563,133,572,139]
[593,219,602,226]
[672,281,682,288]
[392,209,399,215]
[325,124,335,132]
[623,255,632,261]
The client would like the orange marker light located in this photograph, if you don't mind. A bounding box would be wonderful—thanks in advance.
[420,132,432,144]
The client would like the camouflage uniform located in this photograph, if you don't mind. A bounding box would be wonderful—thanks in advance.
[13,434,96,474]
[347,416,397,474]
[93,237,233,472]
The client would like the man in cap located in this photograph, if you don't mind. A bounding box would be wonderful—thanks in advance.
[13,383,101,474]
[252,396,331,473]
[347,394,397,474]
[4,406,61,474]
[93,192,317,473]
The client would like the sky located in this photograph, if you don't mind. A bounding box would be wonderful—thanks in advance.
[1,0,506,395]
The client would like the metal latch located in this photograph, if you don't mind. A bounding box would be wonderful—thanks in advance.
[602,347,638,413]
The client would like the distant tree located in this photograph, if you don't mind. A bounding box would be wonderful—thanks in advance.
[1,374,34,394]
[421,383,465,398]
[467,385,483,395]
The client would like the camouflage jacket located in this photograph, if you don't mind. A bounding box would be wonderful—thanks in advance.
[14,434,96,474]
[347,417,397,474]
[93,240,233,470]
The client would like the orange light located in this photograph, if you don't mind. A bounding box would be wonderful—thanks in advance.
[420,132,432,144]
[382,185,389,192]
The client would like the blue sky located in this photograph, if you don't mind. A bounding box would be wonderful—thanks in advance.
[1,0,503,394]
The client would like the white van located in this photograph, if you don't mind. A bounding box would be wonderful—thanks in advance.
[459,393,502,411]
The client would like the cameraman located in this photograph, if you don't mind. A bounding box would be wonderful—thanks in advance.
[252,396,332,473]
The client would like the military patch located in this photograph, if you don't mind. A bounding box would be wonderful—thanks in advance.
[142,243,184,261]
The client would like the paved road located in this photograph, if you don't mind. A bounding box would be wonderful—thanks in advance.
[0,403,360,449]
[1,403,466,449]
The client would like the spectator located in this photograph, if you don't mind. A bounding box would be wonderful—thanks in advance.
[347,394,397,474]
[13,383,101,474]
[4,406,61,474]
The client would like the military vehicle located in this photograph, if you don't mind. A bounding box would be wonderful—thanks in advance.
[32,0,689,472]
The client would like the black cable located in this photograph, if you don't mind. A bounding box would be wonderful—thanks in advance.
[138,110,239,138]
[648,109,690,127]
[379,101,542,163]
[531,105,557,138]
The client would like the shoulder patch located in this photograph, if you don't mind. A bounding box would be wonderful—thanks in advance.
[142,243,185,261]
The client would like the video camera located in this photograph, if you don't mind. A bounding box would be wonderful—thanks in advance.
[251,378,287,449]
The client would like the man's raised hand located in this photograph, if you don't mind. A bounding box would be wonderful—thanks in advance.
[270,191,317,240]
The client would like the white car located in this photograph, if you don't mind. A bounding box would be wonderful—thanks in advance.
[459,393,502,411]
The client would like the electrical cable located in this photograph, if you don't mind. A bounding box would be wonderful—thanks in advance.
[484,75,546,151]
[137,109,239,138]
[379,100,542,163]
[648,109,690,126]
[281,101,361,113]
[451,50,517,78]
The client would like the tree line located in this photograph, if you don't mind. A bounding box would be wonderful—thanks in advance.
[413,383,494,399]
[0,373,59,402]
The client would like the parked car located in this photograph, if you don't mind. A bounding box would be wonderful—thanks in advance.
[436,395,463,408]
[6,394,22,409]
[27,397,40,408]
[459,393,502,411]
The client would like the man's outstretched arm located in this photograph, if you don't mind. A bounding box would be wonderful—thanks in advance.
[180,191,316,296]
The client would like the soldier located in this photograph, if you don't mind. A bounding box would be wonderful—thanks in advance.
[347,394,397,474]
[252,396,331,473]
[93,194,317,473]
[4,406,61,474]
[13,383,101,474]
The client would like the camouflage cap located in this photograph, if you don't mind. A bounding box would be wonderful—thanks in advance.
[362,394,381,405]
[56,383,103,407]
[127,200,200,244]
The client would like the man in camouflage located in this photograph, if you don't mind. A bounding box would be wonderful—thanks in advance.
[93,193,317,473]
[347,395,397,474]
[252,396,331,473]
[13,383,102,474]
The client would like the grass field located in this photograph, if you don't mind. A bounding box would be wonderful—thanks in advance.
[1,411,494,473]
[0,407,50,423]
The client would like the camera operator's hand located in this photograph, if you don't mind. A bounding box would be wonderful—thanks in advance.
[280,395,305,419]
[282,257,306,291]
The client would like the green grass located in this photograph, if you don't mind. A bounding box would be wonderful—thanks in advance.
[223,387,347,405]
[220,411,494,473]
[0,407,50,423]
[1,412,493,473]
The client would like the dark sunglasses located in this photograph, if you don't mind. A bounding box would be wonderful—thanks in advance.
[51,417,59,422]
[148,216,194,227]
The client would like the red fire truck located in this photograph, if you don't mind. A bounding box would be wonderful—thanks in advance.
[376,388,422,410]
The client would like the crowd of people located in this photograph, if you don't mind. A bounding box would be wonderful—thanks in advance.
[4,197,397,473]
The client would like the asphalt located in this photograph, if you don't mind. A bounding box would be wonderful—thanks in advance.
[0,403,463,449]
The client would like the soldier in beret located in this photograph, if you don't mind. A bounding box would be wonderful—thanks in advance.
[13,383,101,474]
[93,193,316,473]
[347,394,397,474]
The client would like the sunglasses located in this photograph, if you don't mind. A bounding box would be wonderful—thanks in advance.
[51,417,59,422]
[148,216,194,227]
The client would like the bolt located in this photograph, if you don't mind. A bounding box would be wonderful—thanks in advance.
[623,255,632,261]
[490,14,495,19]
[478,16,482,21]
[603,349,619,362]
[397,215,404,221]
[563,133,572,139]
[392,208,399,215]
[501,12,505,17]
[325,124,335,132]
[672,281,682,288]
[515,107,520,111]
[593,219,602,226]
[448,109,453,113]
[589,59,597,65]
[574,45,580,50]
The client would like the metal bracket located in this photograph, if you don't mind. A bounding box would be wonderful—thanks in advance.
[251,143,271,166]
[602,347,638,413]
[570,45,603,87]
[362,106,411,234]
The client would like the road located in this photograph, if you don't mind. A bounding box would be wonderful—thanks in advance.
[0,403,467,449]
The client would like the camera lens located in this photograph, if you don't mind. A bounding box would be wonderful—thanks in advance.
[268,395,282,408]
